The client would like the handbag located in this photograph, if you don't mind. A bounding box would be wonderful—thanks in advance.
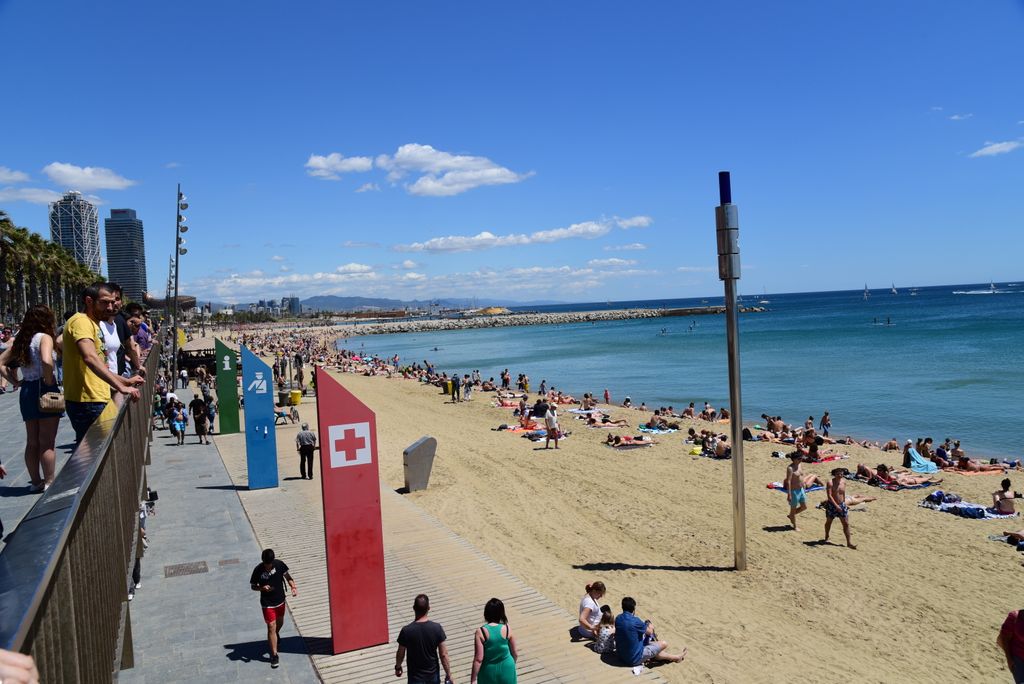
[39,385,65,413]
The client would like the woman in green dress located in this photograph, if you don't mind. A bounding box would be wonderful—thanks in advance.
[471,598,518,684]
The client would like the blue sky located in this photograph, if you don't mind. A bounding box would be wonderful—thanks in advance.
[1,1,1022,304]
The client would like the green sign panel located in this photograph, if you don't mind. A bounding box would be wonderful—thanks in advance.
[214,338,240,435]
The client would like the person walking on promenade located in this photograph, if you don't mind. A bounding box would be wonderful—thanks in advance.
[471,598,517,684]
[395,594,454,684]
[295,423,317,480]
[179,367,189,389]
[0,305,63,492]
[250,548,297,669]
[188,393,210,445]
[63,283,143,444]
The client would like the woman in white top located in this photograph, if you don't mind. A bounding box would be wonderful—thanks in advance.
[98,317,121,375]
[0,305,62,492]
[577,581,606,639]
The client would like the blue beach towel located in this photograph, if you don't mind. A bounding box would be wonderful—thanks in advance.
[908,448,939,474]
[768,481,825,493]
[637,425,677,434]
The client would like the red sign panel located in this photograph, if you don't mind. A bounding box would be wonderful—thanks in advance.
[315,368,389,653]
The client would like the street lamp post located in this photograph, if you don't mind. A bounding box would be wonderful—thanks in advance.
[715,171,747,571]
[170,184,189,385]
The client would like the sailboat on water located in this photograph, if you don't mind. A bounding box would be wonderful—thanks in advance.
[758,286,770,305]
[863,284,871,300]
[891,282,898,295]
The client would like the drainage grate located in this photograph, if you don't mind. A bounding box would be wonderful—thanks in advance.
[164,561,209,578]
[198,474,212,479]
[218,558,240,566]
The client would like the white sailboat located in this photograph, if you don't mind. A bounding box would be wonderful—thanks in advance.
[891,282,898,295]
[863,284,870,300]
[758,286,770,305]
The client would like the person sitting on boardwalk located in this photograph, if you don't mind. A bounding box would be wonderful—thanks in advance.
[593,605,616,654]
[577,581,605,639]
[471,598,518,684]
[396,594,454,684]
[614,597,686,670]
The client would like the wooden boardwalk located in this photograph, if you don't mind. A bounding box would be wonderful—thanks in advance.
[214,431,665,683]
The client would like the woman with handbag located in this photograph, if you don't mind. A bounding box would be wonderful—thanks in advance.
[0,305,63,493]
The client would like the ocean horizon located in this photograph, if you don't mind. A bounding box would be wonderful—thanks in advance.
[341,281,1023,458]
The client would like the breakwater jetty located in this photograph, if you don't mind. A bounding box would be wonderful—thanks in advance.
[341,306,766,336]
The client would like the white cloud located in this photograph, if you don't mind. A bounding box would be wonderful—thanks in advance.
[0,167,30,183]
[376,143,532,196]
[342,240,381,248]
[676,266,714,273]
[588,258,637,267]
[394,219,614,253]
[0,187,63,204]
[165,161,181,169]
[280,265,291,272]
[949,113,973,121]
[969,141,1022,158]
[305,153,373,180]
[271,255,286,262]
[400,259,418,269]
[604,243,647,251]
[42,162,136,191]
[336,262,373,274]
[931,106,944,111]
[355,182,380,193]
[403,272,427,281]
[615,215,653,229]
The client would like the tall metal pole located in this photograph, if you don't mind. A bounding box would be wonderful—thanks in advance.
[716,171,747,571]
[171,183,182,386]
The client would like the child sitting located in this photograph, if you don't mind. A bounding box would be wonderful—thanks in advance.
[594,605,615,654]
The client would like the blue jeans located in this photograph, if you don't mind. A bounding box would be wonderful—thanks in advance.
[408,674,440,684]
[66,400,108,445]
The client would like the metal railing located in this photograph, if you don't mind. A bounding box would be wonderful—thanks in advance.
[0,345,160,682]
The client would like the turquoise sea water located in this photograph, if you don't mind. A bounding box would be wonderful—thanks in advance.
[341,283,1023,458]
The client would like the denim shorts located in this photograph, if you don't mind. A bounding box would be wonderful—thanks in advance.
[19,379,64,421]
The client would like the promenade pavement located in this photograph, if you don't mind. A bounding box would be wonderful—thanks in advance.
[118,388,319,684]
[214,391,666,684]
[0,386,76,550]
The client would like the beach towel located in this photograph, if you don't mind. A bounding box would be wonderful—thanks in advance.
[988,535,1024,552]
[908,448,939,474]
[845,474,937,492]
[568,409,601,415]
[605,442,654,449]
[768,481,825,493]
[918,499,1018,520]
[811,453,848,463]
[944,468,1010,477]
[637,425,677,434]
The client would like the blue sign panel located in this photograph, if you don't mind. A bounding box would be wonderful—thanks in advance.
[241,345,279,489]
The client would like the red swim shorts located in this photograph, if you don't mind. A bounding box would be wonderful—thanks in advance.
[262,602,286,624]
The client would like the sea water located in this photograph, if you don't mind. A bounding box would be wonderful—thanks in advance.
[340,283,1023,458]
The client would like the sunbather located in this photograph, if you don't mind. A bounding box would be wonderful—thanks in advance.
[950,456,1008,473]
[993,479,1023,515]
[605,434,654,446]
[855,463,942,487]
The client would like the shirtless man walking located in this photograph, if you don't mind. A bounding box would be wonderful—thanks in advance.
[786,452,807,530]
[824,468,856,549]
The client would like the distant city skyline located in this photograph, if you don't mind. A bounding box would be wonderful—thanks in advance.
[104,208,148,302]
[2,2,1022,302]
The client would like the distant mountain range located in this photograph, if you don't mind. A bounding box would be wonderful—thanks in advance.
[299,295,563,311]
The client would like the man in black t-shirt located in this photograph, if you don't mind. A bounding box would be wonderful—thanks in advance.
[395,594,454,684]
[250,548,297,669]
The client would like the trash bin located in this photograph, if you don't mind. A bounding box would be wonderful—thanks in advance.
[289,390,302,406]
[278,390,289,406]
[444,380,452,394]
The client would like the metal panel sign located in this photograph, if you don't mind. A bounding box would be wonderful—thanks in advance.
[214,338,240,435]
[241,345,278,489]
[315,367,388,653]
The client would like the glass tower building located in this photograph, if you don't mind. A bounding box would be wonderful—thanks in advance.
[49,191,101,274]
[104,208,148,303]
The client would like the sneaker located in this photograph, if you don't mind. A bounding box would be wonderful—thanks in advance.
[28,482,44,494]
[128,588,135,601]
[270,654,280,668]
[135,581,142,589]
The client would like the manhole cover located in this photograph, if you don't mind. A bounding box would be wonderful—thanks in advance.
[218,558,240,566]
[164,561,209,578]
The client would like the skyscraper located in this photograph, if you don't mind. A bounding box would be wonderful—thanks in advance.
[104,208,148,302]
[49,191,101,273]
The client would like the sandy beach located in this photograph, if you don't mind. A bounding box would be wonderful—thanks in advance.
[312,367,1013,683]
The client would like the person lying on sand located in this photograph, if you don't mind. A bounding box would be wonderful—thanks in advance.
[993,479,1024,515]
[854,463,942,487]
[587,415,629,427]
[605,434,654,446]
[949,455,1009,473]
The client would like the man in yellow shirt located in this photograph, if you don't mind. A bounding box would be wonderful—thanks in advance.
[63,282,143,444]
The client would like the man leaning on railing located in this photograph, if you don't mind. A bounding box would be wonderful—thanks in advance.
[62,282,144,445]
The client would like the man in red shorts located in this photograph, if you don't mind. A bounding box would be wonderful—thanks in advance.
[250,548,297,668]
